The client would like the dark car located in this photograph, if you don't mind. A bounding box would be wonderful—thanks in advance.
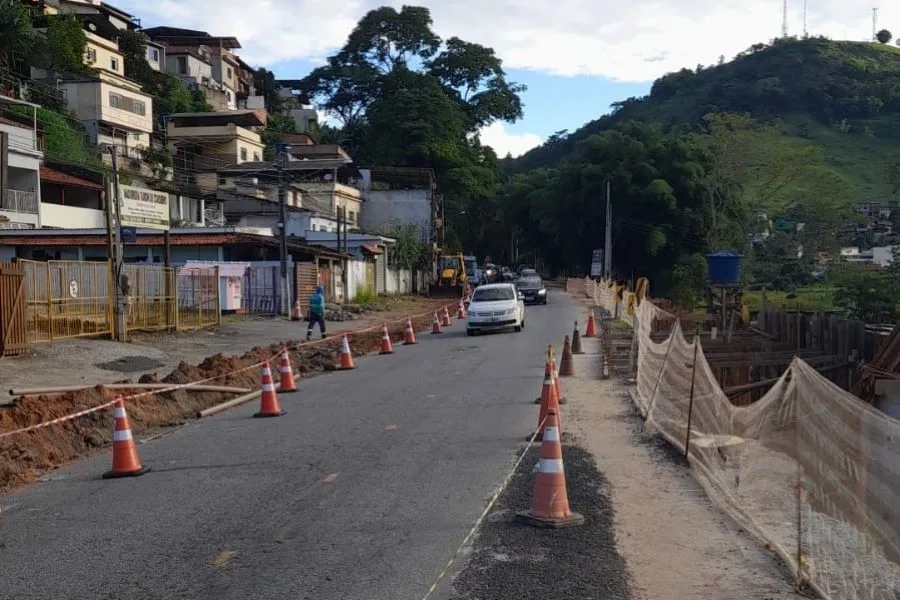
[516,275,547,304]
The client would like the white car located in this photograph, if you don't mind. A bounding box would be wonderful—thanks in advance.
[466,282,525,335]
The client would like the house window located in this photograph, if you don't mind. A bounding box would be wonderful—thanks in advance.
[349,211,355,224]
[226,67,232,80]
[240,148,248,161]
[133,100,146,116]
[110,57,119,71]
[109,92,122,108]
[176,56,187,74]
[148,47,159,62]
[253,152,260,161]
[86,48,97,63]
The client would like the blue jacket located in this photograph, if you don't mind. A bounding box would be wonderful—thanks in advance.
[309,286,325,314]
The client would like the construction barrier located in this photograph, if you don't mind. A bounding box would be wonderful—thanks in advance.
[566,276,900,600]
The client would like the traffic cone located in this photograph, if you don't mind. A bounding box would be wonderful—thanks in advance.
[103,398,149,478]
[441,306,452,327]
[379,324,395,355]
[534,352,554,404]
[571,321,584,354]
[403,316,418,345]
[558,335,574,377]
[552,358,567,404]
[278,348,297,392]
[585,313,597,337]
[291,300,302,321]
[517,408,584,528]
[338,334,356,369]
[254,359,284,417]
[457,299,466,319]
[431,312,443,334]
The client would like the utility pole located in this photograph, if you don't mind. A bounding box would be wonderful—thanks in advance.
[276,143,290,317]
[338,207,348,304]
[782,0,789,38]
[604,179,612,280]
[106,146,127,342]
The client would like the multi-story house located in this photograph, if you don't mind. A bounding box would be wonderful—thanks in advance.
[275,80,319,132]
[0,100,43,230]
[32,14,154,171]
[166,109,266,226]
[142,27,261,113]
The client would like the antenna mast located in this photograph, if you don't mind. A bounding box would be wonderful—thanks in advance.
[782,0,789,37]
[873,7,879,40]
[802,0,808,37]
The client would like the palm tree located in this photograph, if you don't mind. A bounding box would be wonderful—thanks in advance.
[0,1,36,73]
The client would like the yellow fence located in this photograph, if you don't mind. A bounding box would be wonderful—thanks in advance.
[17,260,221,344]
[20,259,114,343]
[175,266,221,329]
[125,265,177,332]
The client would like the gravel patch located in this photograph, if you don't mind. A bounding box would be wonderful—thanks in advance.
[449,442,630,600]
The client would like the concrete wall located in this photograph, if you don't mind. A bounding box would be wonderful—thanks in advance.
[359,188,431,242]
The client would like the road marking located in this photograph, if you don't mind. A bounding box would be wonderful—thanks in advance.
[212,550,236,567]
[323,473,339,483]
[385,424,398,431]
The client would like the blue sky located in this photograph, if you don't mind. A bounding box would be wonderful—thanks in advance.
[119,0,891,157]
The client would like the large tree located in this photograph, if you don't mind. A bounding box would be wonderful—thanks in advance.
[297,5,525,252]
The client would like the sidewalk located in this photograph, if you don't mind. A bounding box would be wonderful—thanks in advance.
[0,296,445,402]
[564,334,801,600]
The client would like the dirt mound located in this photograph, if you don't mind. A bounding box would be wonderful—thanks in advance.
[0,307,447,495]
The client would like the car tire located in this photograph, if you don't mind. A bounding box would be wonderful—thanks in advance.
[466,329,474,336]
[514,325,522,332]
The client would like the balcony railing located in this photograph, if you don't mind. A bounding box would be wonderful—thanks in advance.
[2,189,38,214]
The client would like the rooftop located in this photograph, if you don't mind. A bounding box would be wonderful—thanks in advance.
[142,26,241,49]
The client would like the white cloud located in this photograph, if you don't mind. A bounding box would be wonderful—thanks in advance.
[117,0,899,82]
[478,122,543,158]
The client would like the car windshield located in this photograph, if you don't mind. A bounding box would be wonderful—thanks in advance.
[518,277,542,287]
[471,287,514,302]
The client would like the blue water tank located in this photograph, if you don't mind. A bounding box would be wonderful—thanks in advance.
[706,251,743,284]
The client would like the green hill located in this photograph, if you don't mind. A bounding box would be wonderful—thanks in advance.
[511,37,900,206]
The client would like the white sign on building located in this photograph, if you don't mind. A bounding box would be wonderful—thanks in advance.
[119,184,170,230]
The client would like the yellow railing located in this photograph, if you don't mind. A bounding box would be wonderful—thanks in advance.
[19,259,113,343]
[125,265,176,332]
[176,266,221,329]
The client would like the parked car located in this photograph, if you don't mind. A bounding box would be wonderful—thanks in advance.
[466,283,525,335]
[516,274,547,304]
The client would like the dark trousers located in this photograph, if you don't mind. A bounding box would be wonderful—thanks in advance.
[307,312,326,338]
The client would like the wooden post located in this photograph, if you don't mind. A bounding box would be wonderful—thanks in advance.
[684,337,699,459]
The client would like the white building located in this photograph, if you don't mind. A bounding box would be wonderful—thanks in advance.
[0,100,43,230]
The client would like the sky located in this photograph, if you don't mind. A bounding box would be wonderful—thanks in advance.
[117,0,899,158]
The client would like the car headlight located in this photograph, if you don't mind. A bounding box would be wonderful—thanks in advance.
[506,308,518,316]
[537,288,546,295]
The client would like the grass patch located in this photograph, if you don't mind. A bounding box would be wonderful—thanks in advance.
[743,286,837,311]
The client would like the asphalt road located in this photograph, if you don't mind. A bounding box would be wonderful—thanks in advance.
[0,290,583,600]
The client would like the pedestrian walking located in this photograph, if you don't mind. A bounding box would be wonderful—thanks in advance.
[306,285,327,341]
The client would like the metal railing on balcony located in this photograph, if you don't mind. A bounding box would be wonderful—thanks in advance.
[2,189,38,214]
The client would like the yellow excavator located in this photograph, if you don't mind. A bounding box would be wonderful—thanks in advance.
[428,253,468,298]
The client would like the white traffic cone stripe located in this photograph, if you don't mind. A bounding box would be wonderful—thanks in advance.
[262,367,272,377]
[543,425,560,442]
[113,407,126,419]
[262,382,276,392]
[341,336,350,352]
[113,429,133,442]
[279,366,291,373]
[538,458,565,473]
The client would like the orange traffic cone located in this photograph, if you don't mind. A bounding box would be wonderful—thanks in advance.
[291,300,302,321]
[534,352,554,404]
[379,324,395,355]
[559,335,574,377]
[254,359,284,417]
[103,398,149,478]
[517,408,584,528]
[552,357,567,405]
[536,356,562,438]
[457,300,466,319]
[278,348,297,392]
[571,321,584,354]
[431,312,443,334]
[403,316,418,345]
[585,313,597,337]
[441,306,452,327]
[338,334,356,369]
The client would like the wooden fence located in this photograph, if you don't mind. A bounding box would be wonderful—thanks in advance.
[0,262,27,356]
